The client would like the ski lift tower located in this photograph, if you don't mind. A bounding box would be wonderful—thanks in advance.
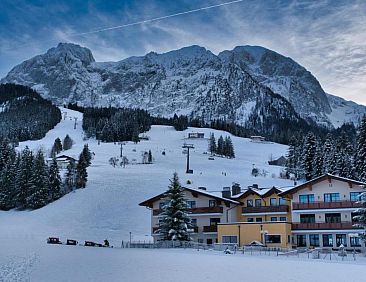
[118,142,127,158]
[182,143,194,174]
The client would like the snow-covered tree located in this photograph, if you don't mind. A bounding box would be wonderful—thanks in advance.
[208,133,216,155]
[355,116,366,181]
[148,150,153,164]
[81,144,92,167]
[48,158,62,201]
[0,152,17,210]
[158,173,192,241]
[224,136,235,158]
[312,139,324,178]
[63,134,73,150]
[109,157,119,168]
[76,154,88,188]
[64,158,76,191]
[303,132,316,181]
[15,146,34,208]
[27,150,49,209]
[217,136,224,156]
[51,138,63,157]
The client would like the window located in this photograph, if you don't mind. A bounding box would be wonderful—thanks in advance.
[210,218,220,226]
[350,192,362,202]
[270,217,277,222]
[309,234,319,247]
[324,193,340,202]
[336,234,347,247]
[158,219,163,226]
[198,239,204,244]
[279,198,287,205]
[209,200,216,207]
[255,199,262,207]
[256,217,263,222]
[222,236,237,244]
[350,236,361,247]
[297,235,306,247]
[247,199,253,207]
[191,219,197,226]
[247,218,254,222]
[299,194,315,203]
[270,198,277,206]
[186,200,196,209]
[279,217,287,222]
[265,235,281,244]
[325,213,341,223]
[322,234,333,247]
[300,214,315,223]
[159,201,167,209]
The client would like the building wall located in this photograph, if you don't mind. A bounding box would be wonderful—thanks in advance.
[218,222,292,248]
[236,192,292,223]
[151,190,239,243]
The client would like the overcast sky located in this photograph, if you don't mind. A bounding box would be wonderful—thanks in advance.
[1,0,365,105]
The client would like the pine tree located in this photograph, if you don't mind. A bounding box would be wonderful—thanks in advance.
[286,136,298,175]
[303,132,316,181]
[51,138,63,157]
[0,153,17,210]
[81,144,92,167]
[76,154,88,188]
[355,116,366,181]
[148,150,153,163]
[217,136,224,156]
[208,133,216,155]
[224,136,235,158]
[49,158,62,201]
[64,159,76,192]
[27,150,49,209]
[158,173,192,241]
[312,140,324,178]
[63,134,73,150]
[15,146,34,208]
[323,134,335,174]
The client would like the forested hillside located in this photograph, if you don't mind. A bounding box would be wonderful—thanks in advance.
[0,84,61,142]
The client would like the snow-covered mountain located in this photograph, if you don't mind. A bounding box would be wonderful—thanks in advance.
[2,43,365,128]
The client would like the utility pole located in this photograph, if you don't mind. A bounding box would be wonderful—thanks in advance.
[182,143,194,174]
[118,142,126,158]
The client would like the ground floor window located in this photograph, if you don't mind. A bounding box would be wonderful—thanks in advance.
[256,217,262,222]
[265,235,281,244]
[279,217,287,222]
[270,217,277,222]
[222,236,238,244]
[297,234,306,247]
[198,239,204,243]
[309,234,319,247]
[206,239,213,245]
[350,236,361,247]
[336,234,347,247]
[247,218,254,222]
[322,234,333,247]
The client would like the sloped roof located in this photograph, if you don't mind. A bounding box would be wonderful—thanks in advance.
[280,174,366,197]
[139,186,241,208]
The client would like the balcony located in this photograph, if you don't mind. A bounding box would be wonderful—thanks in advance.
[152,226,199,234]
[242,205,289,214]
[293,200,361,210]
[153,206,223,216]
[292,222,362,230]
[203,225,218,233]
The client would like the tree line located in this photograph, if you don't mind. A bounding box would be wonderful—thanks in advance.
[0,140,92,210]
[286,115,366,182]
[208,133,235,158]
[0,84,61,142]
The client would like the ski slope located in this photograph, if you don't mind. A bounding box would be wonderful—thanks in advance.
[0,107,303,281]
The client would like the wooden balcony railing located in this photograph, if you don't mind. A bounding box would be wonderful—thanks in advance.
[293,201,361,210]
[203,225,218,233]
[153,206,223,216]
[292,222,361,230]
[242,205,289,214]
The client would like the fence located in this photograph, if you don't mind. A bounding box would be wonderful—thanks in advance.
[126,241,365,261]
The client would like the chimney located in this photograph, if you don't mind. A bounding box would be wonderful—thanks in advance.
[231,183,241,196]
[198,186,207,191]
[222,187,231,198]
[252,184,259,189]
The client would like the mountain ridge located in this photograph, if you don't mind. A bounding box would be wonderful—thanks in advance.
[2,43,365,128]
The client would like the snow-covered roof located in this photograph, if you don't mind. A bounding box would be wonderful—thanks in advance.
[139,186,241,207]
[280,173,366,197]
[231,186,293,199]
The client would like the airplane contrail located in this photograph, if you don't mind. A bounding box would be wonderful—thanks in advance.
[69,0,246,37]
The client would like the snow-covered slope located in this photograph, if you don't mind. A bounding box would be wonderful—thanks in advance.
[1,108,365,281]
[0,107,292,244]
[2,43,365,128]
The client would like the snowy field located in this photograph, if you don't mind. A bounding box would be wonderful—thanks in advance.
[2,107,358,281]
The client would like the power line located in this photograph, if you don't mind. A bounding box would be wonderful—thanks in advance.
[68,0,246,37]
